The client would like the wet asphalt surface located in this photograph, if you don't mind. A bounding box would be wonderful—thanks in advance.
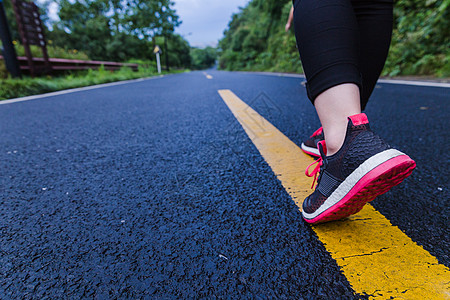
[0,70,448,298]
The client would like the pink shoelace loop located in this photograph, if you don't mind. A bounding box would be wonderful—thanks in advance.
[305,157,323,189]
[305,140,326,189]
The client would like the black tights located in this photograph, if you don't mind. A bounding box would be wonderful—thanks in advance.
[293,0,393,110]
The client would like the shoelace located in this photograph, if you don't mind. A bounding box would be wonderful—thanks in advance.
[305,158,323,189]
[305,140,327,189]
[310,127,323,138]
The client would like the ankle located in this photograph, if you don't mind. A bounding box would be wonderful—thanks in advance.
[323,124,347,156]
[325,136,344,156]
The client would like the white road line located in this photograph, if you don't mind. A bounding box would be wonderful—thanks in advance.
[238,71,305,79]
[240,71,450,88]
[0,75,165,105]
[377,78,450,88]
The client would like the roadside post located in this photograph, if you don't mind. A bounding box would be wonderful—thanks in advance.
[154,45,162,74]
[0,0,21,77]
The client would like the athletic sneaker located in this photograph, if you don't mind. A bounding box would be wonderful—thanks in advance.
[302,113,416,224]
[301,127,323,157]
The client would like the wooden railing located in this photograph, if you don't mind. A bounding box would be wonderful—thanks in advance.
[0,56,139,74]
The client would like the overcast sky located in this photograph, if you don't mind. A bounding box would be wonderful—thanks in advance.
[173,0,250,48]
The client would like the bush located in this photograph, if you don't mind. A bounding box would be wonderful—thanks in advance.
[218,0,449,77]
[190,47,217,70]
[13,43,90,60]
[0,65,164,100]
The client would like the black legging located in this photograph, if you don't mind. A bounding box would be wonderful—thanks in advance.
[292,0,393,110]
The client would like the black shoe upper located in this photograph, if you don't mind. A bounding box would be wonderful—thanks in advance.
[303,115,391,214]
[303,128,324,148]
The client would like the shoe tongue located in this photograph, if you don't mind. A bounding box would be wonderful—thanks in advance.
[348,113,369,126]
[318,140,327,157]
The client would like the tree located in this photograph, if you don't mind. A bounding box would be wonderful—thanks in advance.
[124,0,180,40]
[45,0,182,62]
[153,34,191,69]
[191,47,217,70]
[218,0,449,76]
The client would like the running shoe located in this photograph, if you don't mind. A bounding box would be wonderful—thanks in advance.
[302,113,416,224]
[301,127,323,157]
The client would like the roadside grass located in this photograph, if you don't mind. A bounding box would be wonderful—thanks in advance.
[0,65,185,100]
[13,43,90,60]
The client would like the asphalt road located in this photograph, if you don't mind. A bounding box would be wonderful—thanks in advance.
[0,70,448,298]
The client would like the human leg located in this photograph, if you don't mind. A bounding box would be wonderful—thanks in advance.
[315,0,394,155]
[314,83,361,155]
[293,0,415,223]
[293,0,363,155]
[353,0,393,109]
[294,0,394,154]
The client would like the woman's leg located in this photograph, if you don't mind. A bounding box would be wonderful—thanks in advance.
[354,0,393,110]
[293,0,415,224]
[293,0,362,155]
[314,84,361,155]
[293,0,362,104]
[293,0,393,154]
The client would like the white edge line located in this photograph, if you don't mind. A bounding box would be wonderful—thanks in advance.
[0,75,166,105]
[237,71,450,88]
[377,79,450,88]
[237,71,305,79]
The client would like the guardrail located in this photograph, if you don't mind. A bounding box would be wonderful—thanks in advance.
[0,56,139,73]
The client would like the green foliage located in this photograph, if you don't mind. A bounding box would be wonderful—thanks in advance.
[383,0,450,77]
[51,0,139,61]
[0,60,8,79]
[2,0,20,41]
[13,43,90,60]
[190,47,217,70]
[123,0,181,39]
[153,35,192,69]
[2,0,188,64]
[219,0,448,77]
[219,1,302,73]
[0,0,202,75]
[0,64,180,100]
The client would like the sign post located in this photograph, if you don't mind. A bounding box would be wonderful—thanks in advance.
[153,45,162,74]
[0,0,21,77]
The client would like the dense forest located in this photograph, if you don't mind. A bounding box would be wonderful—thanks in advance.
[219,0,449,77]
[1,0,214,70]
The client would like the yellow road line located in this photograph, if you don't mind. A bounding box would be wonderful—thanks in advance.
[218,89,450,299]
[203,72,213,79]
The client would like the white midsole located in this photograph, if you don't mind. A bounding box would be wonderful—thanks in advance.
[301,143,320,156]
[303,149,406,220]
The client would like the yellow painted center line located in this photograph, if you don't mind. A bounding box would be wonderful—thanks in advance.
[203,72,213,79]
[218,89,450,299]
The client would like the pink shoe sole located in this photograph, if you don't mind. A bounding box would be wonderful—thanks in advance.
[304,155,416,224]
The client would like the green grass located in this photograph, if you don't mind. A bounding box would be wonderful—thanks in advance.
[0,65,186,100]
[11,43,91,60]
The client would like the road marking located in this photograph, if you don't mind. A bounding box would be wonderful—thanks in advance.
[238,71,306,79]
[203,72,213,79]
[377,78,450,88]
[243,71,450,88]
[218,89,450,299]
[0,75,165,105]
